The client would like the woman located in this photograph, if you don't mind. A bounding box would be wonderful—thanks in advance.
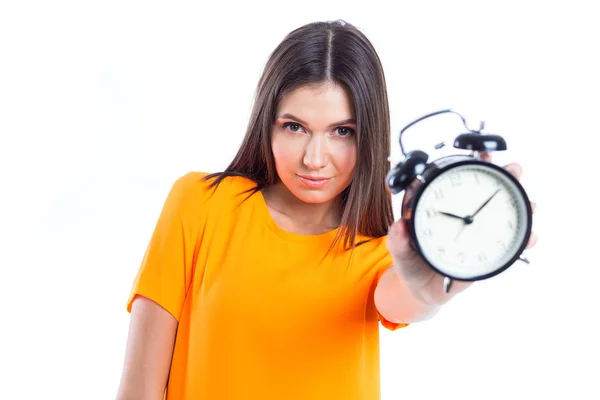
[116,20,536,399]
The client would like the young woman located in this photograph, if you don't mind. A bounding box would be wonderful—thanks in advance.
[116,20,536,400]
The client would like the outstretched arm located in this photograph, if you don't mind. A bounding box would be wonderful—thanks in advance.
[374,220,472,324]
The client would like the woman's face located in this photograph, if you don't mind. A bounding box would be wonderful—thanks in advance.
[271,82,357,205]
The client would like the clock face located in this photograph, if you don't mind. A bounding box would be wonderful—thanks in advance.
[413,163,530,280]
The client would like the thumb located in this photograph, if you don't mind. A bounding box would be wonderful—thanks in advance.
[386,219,414,260]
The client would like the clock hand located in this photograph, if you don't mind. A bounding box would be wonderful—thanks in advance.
[471,188,501,218]
[438,211,473,224]
[454,224,467,241]
[445,189,501,242]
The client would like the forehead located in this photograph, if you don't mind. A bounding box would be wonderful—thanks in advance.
[277,82,355,122]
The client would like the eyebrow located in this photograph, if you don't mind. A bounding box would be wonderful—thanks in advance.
[278,113,356,128]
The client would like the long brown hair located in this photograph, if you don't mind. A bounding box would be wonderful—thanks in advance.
[206,20,393,249]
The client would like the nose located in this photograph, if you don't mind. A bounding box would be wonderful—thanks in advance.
[303,135,328,170]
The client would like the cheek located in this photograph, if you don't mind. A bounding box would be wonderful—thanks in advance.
[272,133,301,169]
[332,141,357,174]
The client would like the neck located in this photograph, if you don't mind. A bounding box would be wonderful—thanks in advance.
[262,181,342,235]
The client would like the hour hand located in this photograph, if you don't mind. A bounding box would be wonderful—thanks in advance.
[438,211,471,223]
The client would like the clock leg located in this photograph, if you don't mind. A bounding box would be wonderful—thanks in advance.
[519,254,530,264]
[444,276,453,293]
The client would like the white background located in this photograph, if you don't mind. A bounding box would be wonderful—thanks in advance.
[1,0,599,399]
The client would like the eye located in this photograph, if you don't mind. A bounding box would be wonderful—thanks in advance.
[282,122,305,133]
[335,127,355,137]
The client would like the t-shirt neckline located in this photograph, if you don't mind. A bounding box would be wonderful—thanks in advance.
[254,189,340,243]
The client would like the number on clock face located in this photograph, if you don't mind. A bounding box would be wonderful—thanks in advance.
[413,164,528,279]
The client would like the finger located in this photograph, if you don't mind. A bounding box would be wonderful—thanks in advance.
[469,151,492,162]
[504,162,523,180]
[526,232,538,249]
[479,152,492,162]
[386,220,413,259]
[530,201,537,214]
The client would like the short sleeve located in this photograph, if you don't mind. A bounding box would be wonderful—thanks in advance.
[372,238,410,332]
[126,172,207,321]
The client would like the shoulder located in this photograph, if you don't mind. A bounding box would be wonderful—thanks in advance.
[353,234,392,274]
[169,171,259,209]
[355,233,388,253]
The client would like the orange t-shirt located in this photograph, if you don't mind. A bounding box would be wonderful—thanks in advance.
[127,172,407,399]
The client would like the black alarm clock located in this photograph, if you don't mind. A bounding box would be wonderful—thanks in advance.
[386,109,533,292]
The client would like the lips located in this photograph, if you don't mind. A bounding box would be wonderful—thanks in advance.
[297,175,332,188]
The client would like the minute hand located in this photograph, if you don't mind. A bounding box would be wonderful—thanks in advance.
[472,189,501,217]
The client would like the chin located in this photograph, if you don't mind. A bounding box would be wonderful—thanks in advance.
[293,190,336,204]
[290,182,346,204]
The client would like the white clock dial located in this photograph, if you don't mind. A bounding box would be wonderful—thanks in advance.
[413,164,529,279]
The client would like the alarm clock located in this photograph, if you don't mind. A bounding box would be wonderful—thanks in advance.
[386,109,533,292]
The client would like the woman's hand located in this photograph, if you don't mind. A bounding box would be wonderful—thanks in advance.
[386,158,537,306]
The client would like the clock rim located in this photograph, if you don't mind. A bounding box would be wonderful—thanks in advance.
[406,157,533,282]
